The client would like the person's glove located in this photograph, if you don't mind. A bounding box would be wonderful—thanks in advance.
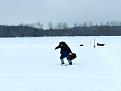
[55,47,57,50]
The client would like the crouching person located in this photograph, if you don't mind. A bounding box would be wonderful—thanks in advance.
[55,41,72,65]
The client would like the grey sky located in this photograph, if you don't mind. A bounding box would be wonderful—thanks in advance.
[0,0,121,27]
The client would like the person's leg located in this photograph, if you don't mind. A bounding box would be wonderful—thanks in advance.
[60,52,68,64]
[67,57,72,65]
[68,59,72,65]
[61,59,64,64]
[60,55,65,64]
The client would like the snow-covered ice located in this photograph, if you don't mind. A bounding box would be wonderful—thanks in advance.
[0,36,121,91]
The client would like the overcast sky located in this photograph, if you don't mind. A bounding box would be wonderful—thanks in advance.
[0,0,121,27]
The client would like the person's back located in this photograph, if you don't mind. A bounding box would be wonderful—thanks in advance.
[59,42,72,55]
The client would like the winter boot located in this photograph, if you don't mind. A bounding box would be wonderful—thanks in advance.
[68,59,72,65]
[61,59,65,65]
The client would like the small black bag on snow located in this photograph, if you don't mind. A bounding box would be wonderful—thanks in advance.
[68,53,77,60]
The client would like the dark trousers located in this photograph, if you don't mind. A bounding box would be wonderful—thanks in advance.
[60,52,72,65]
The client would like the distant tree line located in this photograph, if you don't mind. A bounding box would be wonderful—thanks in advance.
[0,21,121,37]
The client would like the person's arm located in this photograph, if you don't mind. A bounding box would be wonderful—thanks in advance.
[55,45,61,50]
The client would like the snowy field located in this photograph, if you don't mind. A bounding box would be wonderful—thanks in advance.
[0,36,121,91]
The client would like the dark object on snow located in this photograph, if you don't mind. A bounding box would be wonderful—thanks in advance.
[80,44,83,46]
[97,43,105,46]
[68,53,77,60]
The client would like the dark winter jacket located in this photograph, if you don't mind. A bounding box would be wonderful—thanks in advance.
[55,41,72,54]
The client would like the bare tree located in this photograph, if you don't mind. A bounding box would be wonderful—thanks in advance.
[48,22,53,30]
[100,22,104,26]
[55,22,62,29]
[110,21,117,26]
[73,23,78,28]
[83,22,87,27]
[36,22,44,29]
[62,22,68,29]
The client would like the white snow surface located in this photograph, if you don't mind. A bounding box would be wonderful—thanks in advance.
[0,36,121,91]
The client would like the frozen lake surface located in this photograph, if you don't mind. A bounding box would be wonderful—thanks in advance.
[0,36,121,91]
